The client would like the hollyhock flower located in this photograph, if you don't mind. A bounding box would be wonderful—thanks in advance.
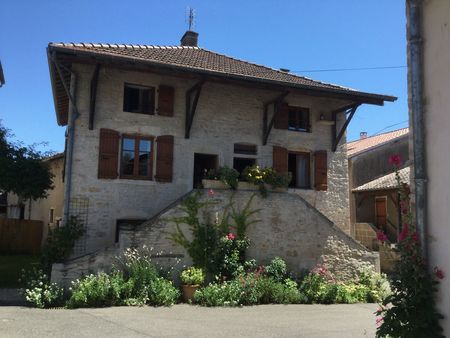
[226,233,235,241]
[398,223,409,241]
[434,267,445,280]
[411,232,420,243]
[376,231,388,243]
[389,154,402,168]
[376,316,384,326]
[208,189,215,197]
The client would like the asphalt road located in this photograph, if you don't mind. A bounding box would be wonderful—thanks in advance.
[0,304,378,338]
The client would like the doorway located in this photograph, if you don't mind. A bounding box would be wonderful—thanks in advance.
[193,153,218,188]
[288,152,310,188]
[375,196,387,230]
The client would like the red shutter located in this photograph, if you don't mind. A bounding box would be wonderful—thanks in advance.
[155,135,174,182]
[314,150,328,191]
[157,85,175,116]
[273,146,288,173]
[98,129,119,179]
[273,102,289,129]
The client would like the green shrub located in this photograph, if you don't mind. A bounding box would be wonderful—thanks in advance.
[20,268,64,308]
[194,280,243,307]
[265,257,287,282]
[66,271,130,308]
[146,277,180,306]
[205,166,239,189]
[300,273,329,304]
[180,267,205,285]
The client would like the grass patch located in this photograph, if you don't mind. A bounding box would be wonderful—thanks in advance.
[0,255,40,288]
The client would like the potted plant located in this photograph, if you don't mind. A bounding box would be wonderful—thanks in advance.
[180,267,205,302]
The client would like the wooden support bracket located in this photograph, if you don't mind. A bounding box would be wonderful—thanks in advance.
[185,80,205,139]
[332,103,361,152]
[262,91,289,145]
[89,64,101,130]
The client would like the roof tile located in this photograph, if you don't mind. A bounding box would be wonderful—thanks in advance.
[347,128,409,158]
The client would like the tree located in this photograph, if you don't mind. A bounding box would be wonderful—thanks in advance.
[0,121,54,219]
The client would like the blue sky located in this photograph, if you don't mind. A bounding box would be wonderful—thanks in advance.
[0,0,407,152]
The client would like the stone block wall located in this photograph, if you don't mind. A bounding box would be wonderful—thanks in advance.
[354,222,378,250]
[66,63,352,254]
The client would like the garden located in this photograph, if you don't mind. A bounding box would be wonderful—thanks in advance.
[21,191,391,310]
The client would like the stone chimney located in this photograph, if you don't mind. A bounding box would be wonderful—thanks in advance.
[360,132,368,139]
[180,31,198,47]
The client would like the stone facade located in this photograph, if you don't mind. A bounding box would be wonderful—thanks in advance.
[52,189,378,286]
[67,63,353,254]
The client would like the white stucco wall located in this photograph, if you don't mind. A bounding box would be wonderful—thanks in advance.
[67,64,352,253]
[421,0,450,332]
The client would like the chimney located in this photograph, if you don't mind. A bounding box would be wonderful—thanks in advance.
[360,132,368,139]
[180,30,198,47]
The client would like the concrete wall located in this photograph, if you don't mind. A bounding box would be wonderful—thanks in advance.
[410,0,450,332]
[6,156,65,243]
[52,189,378,286]
[67,64,352,253]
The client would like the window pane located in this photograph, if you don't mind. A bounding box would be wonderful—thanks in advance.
[138,139,151,176]
[139,139,151,152]
[121,150,135,175]
[123,138,135,151]
[124,86,140,112]
[288,111,298,130]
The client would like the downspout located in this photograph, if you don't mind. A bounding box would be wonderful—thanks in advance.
[407,0,428,259]
[49,51,80,224]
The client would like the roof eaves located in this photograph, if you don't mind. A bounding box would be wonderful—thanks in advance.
[348,133,409,159]
[0,61,5,87]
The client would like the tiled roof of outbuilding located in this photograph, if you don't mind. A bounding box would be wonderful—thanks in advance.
[352,166,410,192]
[347,128,409,158]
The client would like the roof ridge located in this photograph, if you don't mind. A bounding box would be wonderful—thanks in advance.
[347,127,409,145]
[49,42,199,50]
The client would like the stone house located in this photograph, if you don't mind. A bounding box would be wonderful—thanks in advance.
[47,30,395,280]
[347,128,409,247]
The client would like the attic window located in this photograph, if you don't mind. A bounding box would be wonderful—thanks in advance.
[288,107,310,132]
[123,84,155,114]
[234,143,257,155]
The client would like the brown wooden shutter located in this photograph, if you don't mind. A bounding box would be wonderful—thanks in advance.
[273,102,289,129]
[98,129,119,179]
[157,85,175,116]
[155,135,174,182]
[273,146,288,173]
[314,150,328,191]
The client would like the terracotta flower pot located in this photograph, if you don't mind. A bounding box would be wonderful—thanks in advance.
[182,284,200,303]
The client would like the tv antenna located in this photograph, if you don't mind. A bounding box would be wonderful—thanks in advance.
[186,7,196,31]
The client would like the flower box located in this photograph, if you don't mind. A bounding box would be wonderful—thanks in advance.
[237,181,259,191]
[201,179,229,189]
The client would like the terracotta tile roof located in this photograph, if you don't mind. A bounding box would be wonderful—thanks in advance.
[347,128,409,158]
[49,43,359,91]
[353,166,410,192]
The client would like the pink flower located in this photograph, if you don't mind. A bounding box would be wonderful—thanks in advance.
[434,267,445,280]
[226,233,235,241]
[376,231,388,243]
[400,200,409,214]
[208,189,215,197]
[389,154,402,168]
[376,316,384,326]
[398,223,409,241]
[411,232,420,243]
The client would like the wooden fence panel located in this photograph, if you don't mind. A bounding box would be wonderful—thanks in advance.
[0,219,43,255]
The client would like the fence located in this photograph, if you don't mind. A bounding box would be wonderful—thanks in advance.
[0,219,43,255]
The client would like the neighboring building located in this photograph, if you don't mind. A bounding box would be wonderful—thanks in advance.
[407,0,450,333]
[5,153,65,242]
[46,30,395,259]
[347,128,409,246]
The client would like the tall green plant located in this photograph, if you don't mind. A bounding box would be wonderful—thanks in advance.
[375,155,444,337]
[229,193,261,239]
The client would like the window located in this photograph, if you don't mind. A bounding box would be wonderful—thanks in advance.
[0,192,6,214]
[288,152,310,188]
[120,135,153,179]
[49,208,55,223]
[123,84,155,114]
[288,107,310,132]
[234,143,257,156]
[233,158,256,175]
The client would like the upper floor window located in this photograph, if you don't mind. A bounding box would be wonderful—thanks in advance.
[120,135,153,179]
[123,84,155,114]
[288,107,310,132]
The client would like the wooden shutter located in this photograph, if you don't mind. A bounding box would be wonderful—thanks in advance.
[273,102,289,129]
[98,129,119,179]
[157,85,175,116]
[314,150,328,191]
[273,146,288,173]
[155,135,174,182]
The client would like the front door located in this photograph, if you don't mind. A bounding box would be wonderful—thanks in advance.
[375,196,387,230]
[193,153,218,188]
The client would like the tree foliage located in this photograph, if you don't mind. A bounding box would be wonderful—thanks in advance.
[0,121,54,202]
